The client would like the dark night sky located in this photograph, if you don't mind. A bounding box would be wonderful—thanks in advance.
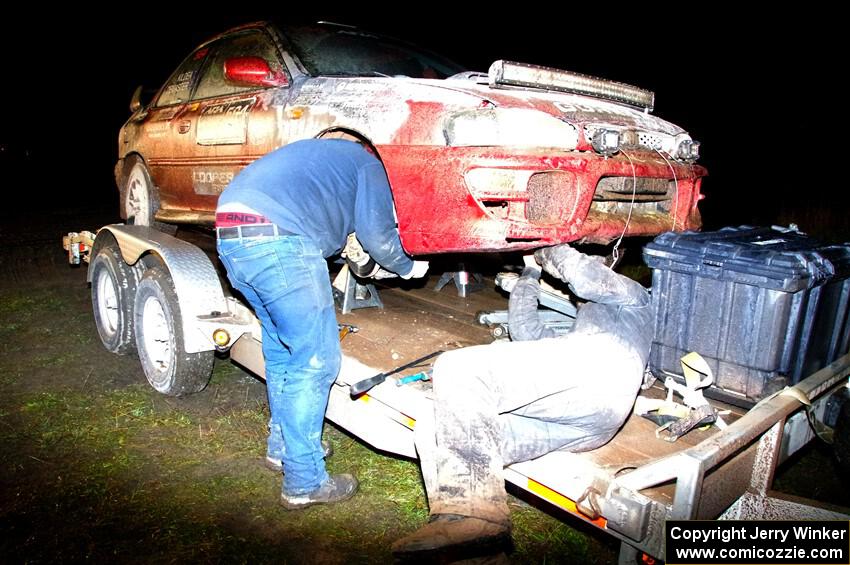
[2,10,843,236]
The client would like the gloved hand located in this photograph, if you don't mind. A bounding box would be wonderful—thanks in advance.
[343,233,369,264]
[344,233,378,278]
[534,244,581,283]
[371,267,399,280]
[401,260,429,279]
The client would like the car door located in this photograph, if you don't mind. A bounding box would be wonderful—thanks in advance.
[142,45,212,214]
[180,28,289,217]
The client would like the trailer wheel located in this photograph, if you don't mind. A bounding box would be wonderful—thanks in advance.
[134,266,213,396]
[90,243,137,354]
[834,399,850,479]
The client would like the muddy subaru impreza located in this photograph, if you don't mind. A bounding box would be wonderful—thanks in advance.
[117,21,706,254]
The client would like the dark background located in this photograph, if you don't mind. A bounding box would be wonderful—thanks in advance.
[1,10,844,238]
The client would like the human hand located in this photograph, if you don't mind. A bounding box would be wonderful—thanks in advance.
[401,260,429,279]
[534,244,578,281]
[371,267,398,279]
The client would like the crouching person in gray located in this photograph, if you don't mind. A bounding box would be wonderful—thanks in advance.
[393,243,652,557]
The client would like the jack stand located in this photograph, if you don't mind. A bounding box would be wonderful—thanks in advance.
[434,264,484,298]
[332,264,383,315]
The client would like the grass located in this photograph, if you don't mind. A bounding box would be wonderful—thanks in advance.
[2,373,616,562]
[0,282,618,563]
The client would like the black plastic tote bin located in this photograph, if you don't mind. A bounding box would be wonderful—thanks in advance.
[643,226,850,407]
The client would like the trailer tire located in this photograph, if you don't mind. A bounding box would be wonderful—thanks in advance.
[834,399,850,479]
[134,266,213,396]
[91,243,137,354]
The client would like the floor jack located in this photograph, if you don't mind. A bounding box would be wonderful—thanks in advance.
[476,272,578,339]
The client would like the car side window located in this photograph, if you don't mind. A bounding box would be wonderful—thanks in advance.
[193,31,284,100]
[155,46,211,108]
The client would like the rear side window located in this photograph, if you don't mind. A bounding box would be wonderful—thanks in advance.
[155,47,211,107]
[193,31,284,100]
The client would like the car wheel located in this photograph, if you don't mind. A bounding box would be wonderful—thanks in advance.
[91,242,137,354]
[124,158,157,226]
[134,266,213,396]
[123,157,177,234]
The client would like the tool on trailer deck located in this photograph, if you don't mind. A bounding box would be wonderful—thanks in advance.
[350,350,443,396]
[338,323,358,341]
[396,370,432,386]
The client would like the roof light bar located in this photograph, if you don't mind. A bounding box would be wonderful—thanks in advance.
[489,60,655,112]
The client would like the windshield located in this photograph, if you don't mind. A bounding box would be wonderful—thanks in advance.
[280,24,466,79]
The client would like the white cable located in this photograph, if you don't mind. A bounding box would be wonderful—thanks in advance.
[654,148,679,232]
[611,149,637,268]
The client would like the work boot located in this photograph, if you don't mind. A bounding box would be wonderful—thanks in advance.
[280,473,358,510]
[391,514,510,557]
[264,439,333,473]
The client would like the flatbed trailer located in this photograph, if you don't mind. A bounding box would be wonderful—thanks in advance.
[65,225,850,563]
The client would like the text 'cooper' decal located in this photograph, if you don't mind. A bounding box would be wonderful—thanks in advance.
[193,169,235,195]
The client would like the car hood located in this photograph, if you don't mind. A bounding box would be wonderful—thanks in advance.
[418,78,686,136]
[281,74,686,147]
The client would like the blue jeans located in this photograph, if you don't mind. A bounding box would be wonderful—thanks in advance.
[217,234,341,495]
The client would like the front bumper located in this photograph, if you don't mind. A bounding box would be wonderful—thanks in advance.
[378,145,706,254]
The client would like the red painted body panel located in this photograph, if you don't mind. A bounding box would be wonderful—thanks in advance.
[379,144,705,254]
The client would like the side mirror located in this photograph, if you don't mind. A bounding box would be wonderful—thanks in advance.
[223,57,289,88]
[130,85,144,113]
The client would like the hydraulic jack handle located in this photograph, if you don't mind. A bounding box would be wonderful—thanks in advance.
[349,350,443,396]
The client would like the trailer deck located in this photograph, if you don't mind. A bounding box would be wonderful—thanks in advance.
[226,268,849,562]
[68,225,850,563]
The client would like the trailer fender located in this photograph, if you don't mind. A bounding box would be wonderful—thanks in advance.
[89,224,228,354]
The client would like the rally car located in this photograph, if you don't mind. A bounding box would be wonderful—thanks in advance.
[117,21,706,254]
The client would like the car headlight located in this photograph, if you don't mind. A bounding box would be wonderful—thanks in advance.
[443,108,579,150]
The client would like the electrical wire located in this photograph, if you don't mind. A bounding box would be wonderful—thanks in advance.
[654,148,680,232]
[610,149,637,268]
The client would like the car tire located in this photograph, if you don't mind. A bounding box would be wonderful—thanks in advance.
[122,157,177,234]
[91,242,137,354]
[134,266,213,396]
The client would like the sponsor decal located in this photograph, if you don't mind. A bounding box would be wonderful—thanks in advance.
[196,98,255,145]
[192,168,235,195]
[201,98,255,116]
[163,71,194,96]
